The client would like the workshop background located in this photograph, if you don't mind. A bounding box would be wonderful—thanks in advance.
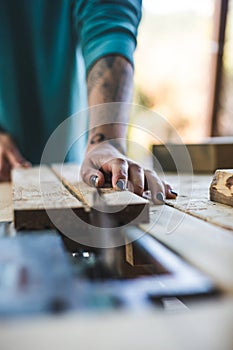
[1,1,233,350]
[129,0,233,159]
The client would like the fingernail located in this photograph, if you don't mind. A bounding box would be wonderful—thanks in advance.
[156,192,165,203]
[170,189,178,196]
[90,175,99,187]
[22,162,31,168]
[116,179,126,191]
[143,191,151,200]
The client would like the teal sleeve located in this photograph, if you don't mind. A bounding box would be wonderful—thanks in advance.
[73,0,142,73]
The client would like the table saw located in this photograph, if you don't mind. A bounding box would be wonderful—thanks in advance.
[0,164,233,350]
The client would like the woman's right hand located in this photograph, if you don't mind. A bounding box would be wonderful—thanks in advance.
[0,132,31,181]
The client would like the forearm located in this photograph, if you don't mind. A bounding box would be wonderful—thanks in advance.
[86,55,134,154]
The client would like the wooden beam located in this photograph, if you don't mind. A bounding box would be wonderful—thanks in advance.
[52,163,150,227]
[12,164,149,230]
[140,204,233,292]
[12,165,85,230]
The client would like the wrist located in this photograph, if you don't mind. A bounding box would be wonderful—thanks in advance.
[86,134,126,155]
[86,124,127,154]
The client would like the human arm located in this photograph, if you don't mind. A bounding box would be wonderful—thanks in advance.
[75,0,177,202]
[80,55,177,202]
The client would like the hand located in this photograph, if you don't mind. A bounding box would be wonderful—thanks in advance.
[0,132,31,181]
[81,142,177,204]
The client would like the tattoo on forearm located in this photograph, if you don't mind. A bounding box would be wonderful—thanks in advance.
[90,133,105,144]
[87,55,133,103]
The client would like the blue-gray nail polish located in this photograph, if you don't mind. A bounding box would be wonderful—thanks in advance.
[116,179,125,191]
[156,192,165,203]
[90,175,98,187]
[170,190,178,196]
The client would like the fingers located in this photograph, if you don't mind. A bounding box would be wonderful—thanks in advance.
[105,158,128,190]
[128,163,144,196]
[0,134,31,182]
[164,183,178,199]
[81,166,106,188]
[80,144,178,204]
[144,169,166,204]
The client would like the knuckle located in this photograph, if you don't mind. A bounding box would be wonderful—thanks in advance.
[144,169,154,176]
[130,163,143,173]
[80,167,88,179]
[114,157,127,166]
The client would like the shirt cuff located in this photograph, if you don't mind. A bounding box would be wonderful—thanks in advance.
[82,33,136,74]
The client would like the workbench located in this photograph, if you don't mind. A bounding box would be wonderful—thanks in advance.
[1,171,233,350]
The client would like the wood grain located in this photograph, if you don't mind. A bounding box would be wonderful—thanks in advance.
[164,173,233,231]
[52,163,150,226]
[0,182,13,222]
[12,164,149,230]
[140,204,233,292]
[12,166,85,230]
[210,169,233,207]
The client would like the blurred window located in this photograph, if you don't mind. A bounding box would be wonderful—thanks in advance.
[217,0,233,135]
[133,0,215,142]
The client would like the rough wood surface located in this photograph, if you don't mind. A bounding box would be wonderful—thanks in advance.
[52,163,150,226]
[210,169,233,207]
[140,204,233,292]
[12,166,84,230]
[12,164,149,230]
[0,182,13,222]
[164,173,233,231]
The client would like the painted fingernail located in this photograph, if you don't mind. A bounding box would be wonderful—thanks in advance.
[90,175,99,187]
[170,190,178,196]
[116,179,126,191]
[156,192,165,203]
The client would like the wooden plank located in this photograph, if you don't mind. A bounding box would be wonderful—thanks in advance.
[0,182,13,222]
[210,169,233,206]
[12,164,149,230]
[153,142,233,173]
[52,163,150,226]
[140,205,233,292]
[12,166,85,230]
[164,173,233,231]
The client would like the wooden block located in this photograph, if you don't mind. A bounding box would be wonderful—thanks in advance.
[52,163,150,227]
[210,169,233,207]
[12,165,86,230]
